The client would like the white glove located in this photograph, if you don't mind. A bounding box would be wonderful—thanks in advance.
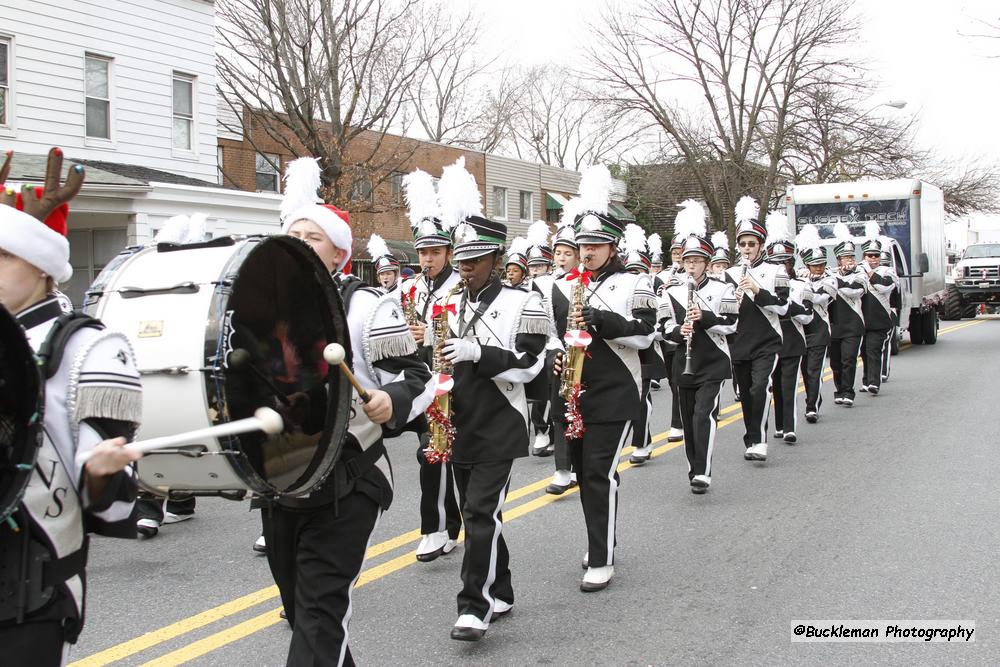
[442,338,482,364]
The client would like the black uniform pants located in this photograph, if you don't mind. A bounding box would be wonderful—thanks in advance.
[829,336,862,400]
[771,355,801,434]
[664,352,683,430]
[551,420,572,473]
[136,494,195,522]
[800,346,827,414]
[0,620,65,667]
[417,434,461,539]
[530,399,551,438]
[630,378,653,449]
[568,420,632,568]
[262,491,382,667]
[678,381,723,479]
[733,354,778,447]
[453,459,514,624]
[862,329,890,390]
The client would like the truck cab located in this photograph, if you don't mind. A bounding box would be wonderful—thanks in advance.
[944,242,1000,318]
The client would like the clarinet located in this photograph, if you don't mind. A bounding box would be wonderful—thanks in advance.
[682,275,696,376]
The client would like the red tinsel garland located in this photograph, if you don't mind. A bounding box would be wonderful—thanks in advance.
[564,384,586,440]
[424,402,455,463]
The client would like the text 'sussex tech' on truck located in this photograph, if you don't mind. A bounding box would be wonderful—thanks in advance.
[786,179,947,348]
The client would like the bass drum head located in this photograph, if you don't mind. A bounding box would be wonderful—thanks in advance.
[0,306,43,521]
[216,236,351,497]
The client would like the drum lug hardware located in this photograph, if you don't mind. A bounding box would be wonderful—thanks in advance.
[118,282,200,299]
[139,366,213,376]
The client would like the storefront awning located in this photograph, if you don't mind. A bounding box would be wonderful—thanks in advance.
[352,237,418,264]
[609,202,636,222]
[546,192,571,210]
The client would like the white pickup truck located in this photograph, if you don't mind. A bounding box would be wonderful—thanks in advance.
[944,242,1000,319]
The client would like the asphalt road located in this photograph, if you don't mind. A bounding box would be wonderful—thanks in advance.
[70,317,999,667]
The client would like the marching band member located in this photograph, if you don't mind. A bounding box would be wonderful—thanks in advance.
[764,213,813,445]
[553,165,657,592]
[622,224,667,466]
[655,210,695,444]
[0,149,142,664]
[264,158,432,666]
[709,230,732,278]
[795,225,836,424]
[859,223,897,395]
[545,221,581,494]
[399,169,463,563]
[525,220,557,457]
[646,232,665,391]
[724,197,789,462]
[659,223,739,494]
[503,237,529,289]
[880,245,900,382]
[433,159,549,640]
[828,223,867,407]
[369,233,401,293]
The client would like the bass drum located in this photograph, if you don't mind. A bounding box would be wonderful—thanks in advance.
[0,305,43,522]
[85,235,351,498]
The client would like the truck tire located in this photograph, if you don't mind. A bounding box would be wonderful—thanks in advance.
[922,309,938,345]
[909,312,924,345]
[890,325,900,355]
[963,304,978,319]
[942,285,963,321]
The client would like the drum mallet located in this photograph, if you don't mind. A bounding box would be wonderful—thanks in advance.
[75,408,284,467]
[228,348,291,406]
[323,343,371,403]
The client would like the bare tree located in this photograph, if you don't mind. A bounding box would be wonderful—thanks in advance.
[776,82,925,184]
[921,159,1000,217]
[409,5,521,152]
[586,0,862,235]
[501,66,644,171]
[217,0,447,209]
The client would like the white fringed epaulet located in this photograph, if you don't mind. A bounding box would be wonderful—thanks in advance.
[366,292,418,364]
[514,290,552,337]
[66,329,142,431]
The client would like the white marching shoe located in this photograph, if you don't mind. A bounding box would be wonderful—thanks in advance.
[416,530,457,562]
[253,534,267,554]
[581,565,614,592]
[628,444,652,465]
[744,442,768,461]
[532,431,551,455]
[451,614,488,641]
[667,427,684,442]
[690,475,711,494]
[581,551,589,569]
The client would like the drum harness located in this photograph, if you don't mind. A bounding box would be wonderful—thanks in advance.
[0,312,102,623]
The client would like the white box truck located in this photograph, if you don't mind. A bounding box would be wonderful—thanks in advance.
[785,179,947,347]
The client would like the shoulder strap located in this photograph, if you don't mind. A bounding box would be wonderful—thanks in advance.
[38,311,104,380]
[339,278,366,312]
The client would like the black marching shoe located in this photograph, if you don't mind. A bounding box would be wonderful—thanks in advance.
[450,626,486,642]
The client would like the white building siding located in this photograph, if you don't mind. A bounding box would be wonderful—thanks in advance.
[0,0,217,181]
[539,164,581,195]
[485,154,542,240]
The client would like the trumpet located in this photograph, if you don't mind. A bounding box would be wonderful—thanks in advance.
[682,275,696,376]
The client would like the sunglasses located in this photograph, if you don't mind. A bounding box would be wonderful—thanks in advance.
[864,253,880,258]
[737,241,759,248]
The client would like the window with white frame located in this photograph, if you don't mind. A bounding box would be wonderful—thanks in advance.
[172,73,194,151]
[519,191,532,220]
[85,54,111,139]
[0,38,10,126]
[255,152,280,192]
[493,186,507,219]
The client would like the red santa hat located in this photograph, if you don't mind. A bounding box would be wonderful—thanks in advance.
[0,183,74,283]
[280,157,353,273]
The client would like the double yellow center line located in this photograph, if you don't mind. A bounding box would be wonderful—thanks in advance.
[70,318,986,667]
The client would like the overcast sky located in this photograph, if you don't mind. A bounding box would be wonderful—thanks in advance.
[471,0,1000,160]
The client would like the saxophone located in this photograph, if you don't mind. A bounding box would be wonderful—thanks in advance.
[424,279,466,463]
[401,268,428,326]
[560,262,591,440]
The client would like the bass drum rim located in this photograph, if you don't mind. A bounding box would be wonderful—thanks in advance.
[0,304,43,522]
[205,235,352,498]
